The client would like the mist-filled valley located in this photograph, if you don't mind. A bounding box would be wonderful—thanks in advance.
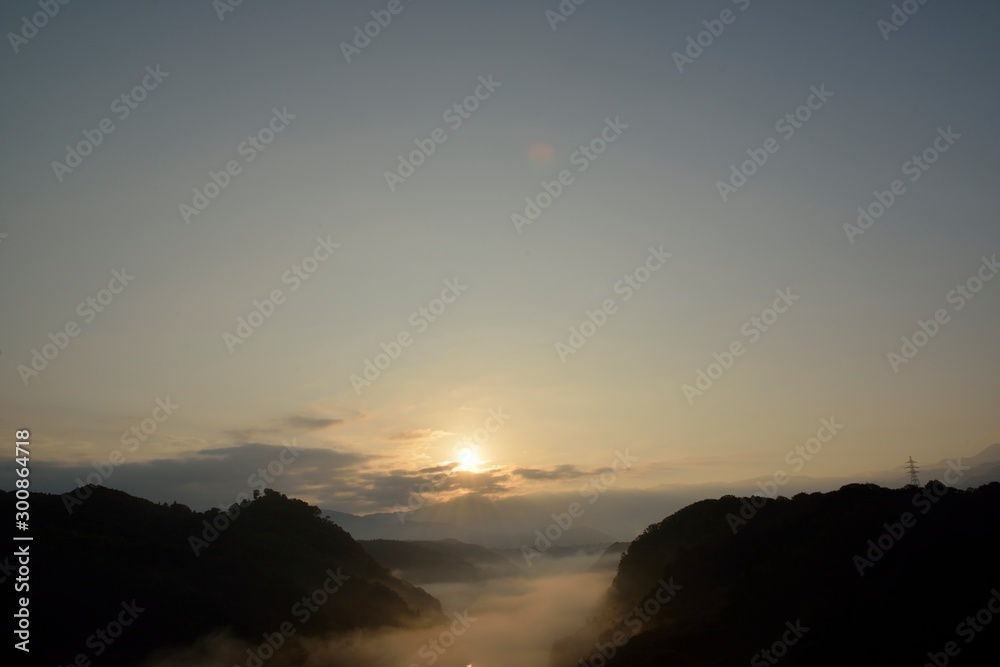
[4,1,1000,666]
[8,473,1000,667]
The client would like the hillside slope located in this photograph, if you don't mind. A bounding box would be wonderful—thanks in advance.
[4,486,444,666]
[552,482,1000,666]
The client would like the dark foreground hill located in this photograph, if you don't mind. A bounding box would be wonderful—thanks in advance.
[3,486,444,667]
[551,482,1000,667]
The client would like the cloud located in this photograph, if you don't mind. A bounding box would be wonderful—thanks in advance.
[512,464,588,481]
[353,466,512,507]
[388,429,449,441]
[445,469,512,496]
[16,443,370,510]
[225,413,347,441]
[282,416,345,431]
[417,463,460,475]
[10,436,518,514]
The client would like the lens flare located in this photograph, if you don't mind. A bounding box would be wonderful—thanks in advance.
[527,141,555,167]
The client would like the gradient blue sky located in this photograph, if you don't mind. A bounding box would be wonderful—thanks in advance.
[2,0,998,511]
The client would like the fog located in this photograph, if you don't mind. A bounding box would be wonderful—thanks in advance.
[142,556,612,667]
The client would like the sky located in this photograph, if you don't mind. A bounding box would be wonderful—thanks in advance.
[1,0,998,513]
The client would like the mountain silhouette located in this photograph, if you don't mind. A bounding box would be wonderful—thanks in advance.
[552,481,1000,666]
[361,538,523,583]
[4,486,443,666]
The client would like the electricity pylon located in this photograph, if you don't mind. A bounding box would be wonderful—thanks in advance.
[905,456,921,487]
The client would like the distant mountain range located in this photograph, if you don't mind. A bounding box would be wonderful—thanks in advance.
[322,443,1000,546]
[322,492,621,547]
[795,442,1000,490]
[360,538,523,583]
[919,442,1000,488]
[356,536,629,585]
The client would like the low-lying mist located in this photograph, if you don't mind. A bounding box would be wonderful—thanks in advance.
[141,556,612,667]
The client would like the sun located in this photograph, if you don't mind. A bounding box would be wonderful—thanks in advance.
[454,444,483,471]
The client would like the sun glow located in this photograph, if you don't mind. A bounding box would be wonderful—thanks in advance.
[454,445,483,471]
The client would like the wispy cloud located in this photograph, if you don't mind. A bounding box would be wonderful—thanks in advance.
[225,412,349,441]
[388,429,450,442]
[283,415,345,431]
[512,464,588,481]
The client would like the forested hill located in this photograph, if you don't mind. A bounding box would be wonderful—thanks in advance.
[552,482,1000,667]
[4,486,444,666]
